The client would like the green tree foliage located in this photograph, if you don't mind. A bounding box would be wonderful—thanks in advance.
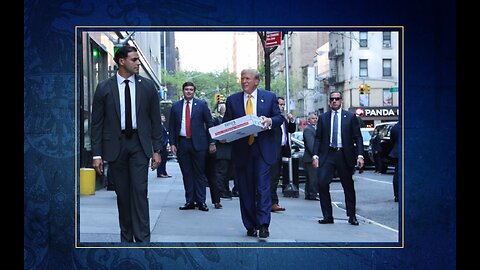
[257,60,295,99]
[161,69,237,109]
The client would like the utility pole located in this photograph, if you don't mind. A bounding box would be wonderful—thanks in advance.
[257,31,283,91]
[283,32,299,198]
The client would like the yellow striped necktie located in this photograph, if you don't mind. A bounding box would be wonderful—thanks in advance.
[246,94,254,145]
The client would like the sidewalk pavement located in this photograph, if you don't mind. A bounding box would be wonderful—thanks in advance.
[79,160,398,245]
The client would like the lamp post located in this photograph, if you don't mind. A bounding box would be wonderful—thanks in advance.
[283,32,299,198]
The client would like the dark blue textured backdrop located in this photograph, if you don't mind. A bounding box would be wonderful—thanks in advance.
[24,0,456,269]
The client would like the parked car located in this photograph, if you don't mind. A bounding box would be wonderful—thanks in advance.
[360,127,374,168]
[290,136,340,181]
[369,121,398,173]
[291,131,304,141]
[290,137,306,182]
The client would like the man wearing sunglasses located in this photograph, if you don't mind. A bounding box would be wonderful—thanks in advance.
[312,91,364,226]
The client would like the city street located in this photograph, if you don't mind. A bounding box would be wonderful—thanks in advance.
[79,159,400,245]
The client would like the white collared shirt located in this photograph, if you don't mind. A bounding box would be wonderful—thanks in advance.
[180,98,193,137]
[330,109,342,147]
[244,89,259,136]
[281,121,287,146]
[117,74,137,130]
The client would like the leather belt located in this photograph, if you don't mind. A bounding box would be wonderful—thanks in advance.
[179,136,191,139]
[329,147,342,152]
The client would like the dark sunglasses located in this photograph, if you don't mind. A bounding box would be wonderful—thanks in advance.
[329,97,341,101]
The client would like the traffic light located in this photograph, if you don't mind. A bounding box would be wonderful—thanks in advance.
[219,94,225,103]
[92,47,99,58]
[215,93,221,103]
[365,84,371,94]
[359,84,365,94]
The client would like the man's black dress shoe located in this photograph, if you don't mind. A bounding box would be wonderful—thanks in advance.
[318,218,334,224]
[348,216,359,225]
[179,203,196,210]
[259,225,269,238]
[247,228,257,237]
[197,203,209,211]
[214,202,222,209]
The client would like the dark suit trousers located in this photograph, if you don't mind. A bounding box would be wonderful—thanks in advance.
[235,142,272,230]
[205,152,220,204]
[269,155,282,205]
[215,158,231,194]
[156,145,168,176]
[109,133,150,242]
[392,158,399,198]
[270,153,297,204]
[177,137,208,204]
[304,161,319,197]
[317,149,356,218]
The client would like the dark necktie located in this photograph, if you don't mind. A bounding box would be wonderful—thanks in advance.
[185,100,191,138]
[124,80,133,138]
[332,111,338,147]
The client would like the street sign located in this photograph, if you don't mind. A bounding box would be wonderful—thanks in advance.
[390,87,398,92]
[265,31,282,47]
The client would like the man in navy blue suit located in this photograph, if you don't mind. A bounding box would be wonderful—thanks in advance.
[223,69,283,238]
[312,91,364,226]
[169,82,216,212]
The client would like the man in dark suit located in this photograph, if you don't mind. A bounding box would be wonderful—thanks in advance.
[169,82,216,212]
[214,104,234,199]
[389,121,400,202]
[269,97,296,212]
[223,68,283,238]
[156,114,171,178]
[91,45,163,242]
[205,111,222,209]
[302,112,319,200]
[370,128,383,174]
[312,91,364,226]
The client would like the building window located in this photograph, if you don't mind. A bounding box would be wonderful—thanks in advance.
[360,59,368,77]
[383,59,392,77]
[359,93,369,107]
[383,88,393,106]
[302,66,308,89]
[359,32,368,47]
[383,32,392,48]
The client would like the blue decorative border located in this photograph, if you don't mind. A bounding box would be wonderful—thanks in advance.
[24,0,456,269]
